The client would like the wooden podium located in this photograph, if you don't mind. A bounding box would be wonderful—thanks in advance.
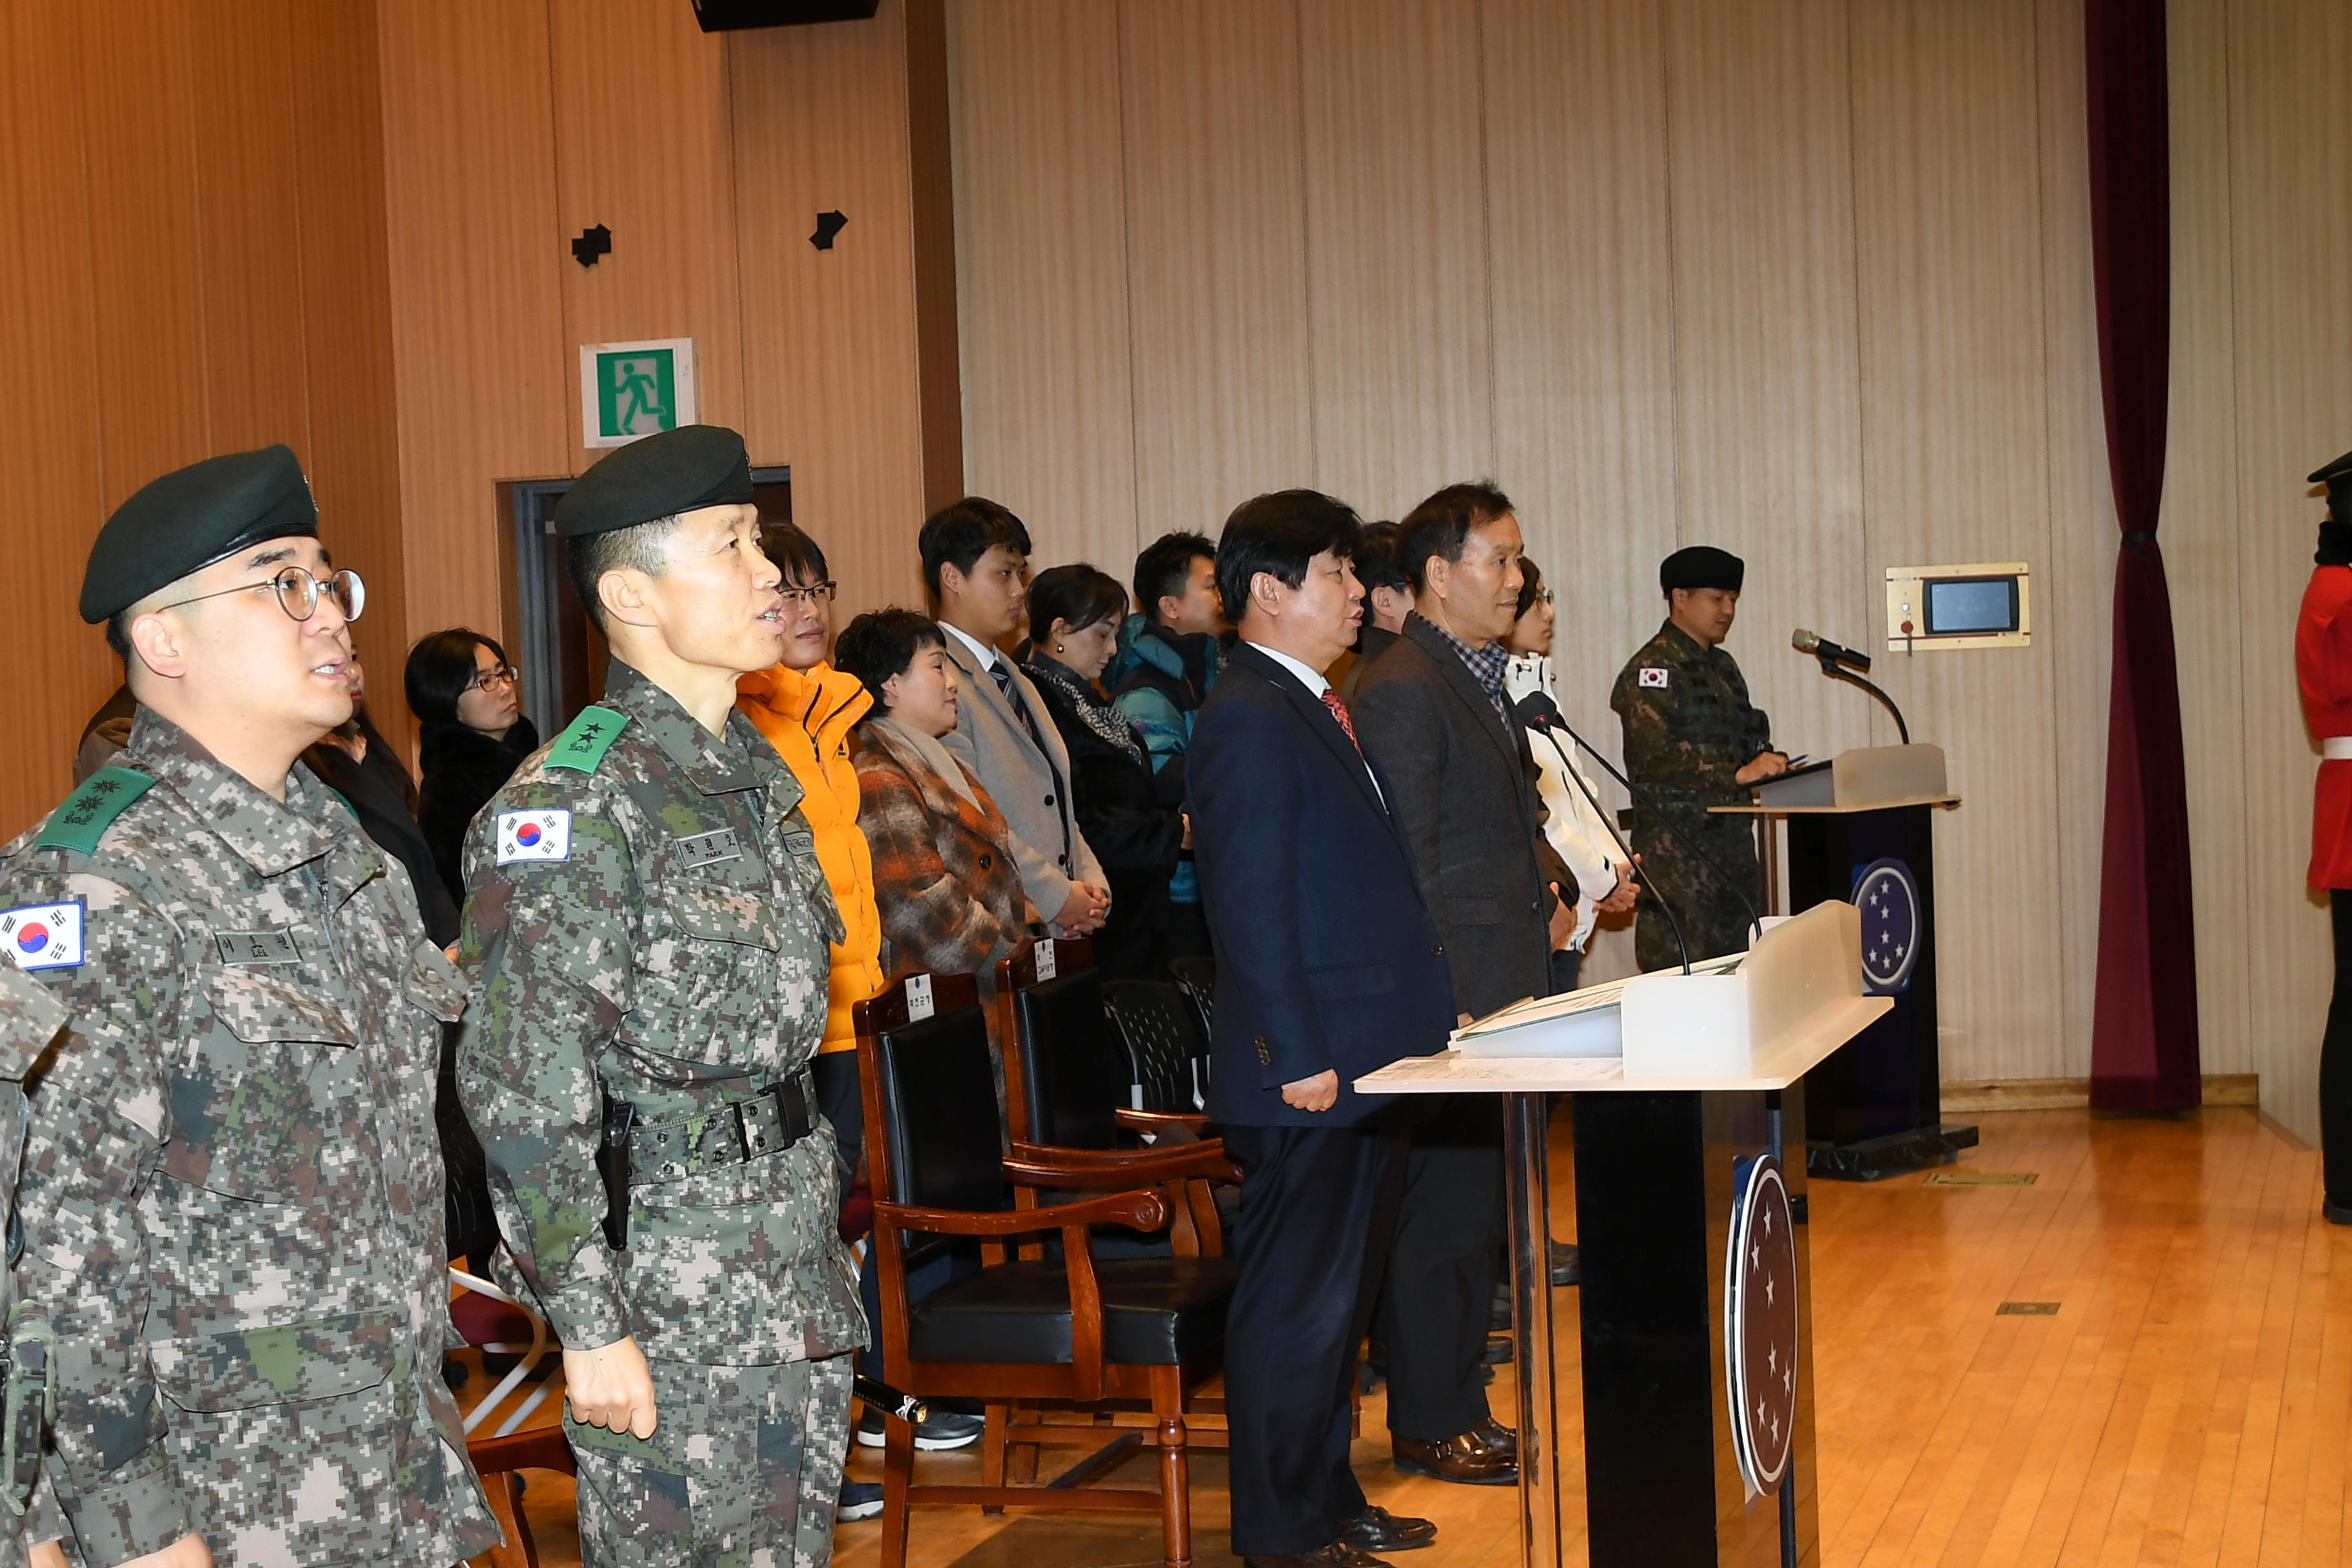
[1360,903,1890,1568]
[1716,743,1977,1181]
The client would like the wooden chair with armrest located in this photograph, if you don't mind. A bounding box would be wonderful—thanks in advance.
[856,971,1237,1568]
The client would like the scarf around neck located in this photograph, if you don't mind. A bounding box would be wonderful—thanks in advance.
[2319,518,2352,567]
[868,714,980,808]
[1024,654,1144,766]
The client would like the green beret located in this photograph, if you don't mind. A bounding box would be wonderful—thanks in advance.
[1661,545,1745,594]
[81,445,317,623]
[553,424,754,538]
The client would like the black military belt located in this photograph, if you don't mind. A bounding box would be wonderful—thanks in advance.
[630,1070,819,1186]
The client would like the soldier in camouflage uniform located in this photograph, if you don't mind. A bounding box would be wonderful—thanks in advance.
[1609,546,1787,972]
[456,424,862,1567]
[5,446,495,1568]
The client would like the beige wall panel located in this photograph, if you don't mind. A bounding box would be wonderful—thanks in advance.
[1481,0,1677,986]
[185,0,311,457]
[551,1,747,476]
[2034,0,2119,1078]
[290,1,412,740]
[1661,0,1872,779]
[76,1,210,509]
[1119,0,1313,549]
[946,0,1137,573]
[0,3,112,832]
[377,0,571,648]
[1297,0,1489,521]
[731,0,932,620]
[2226,0,2352,1142]
[1851,0,2063,1083]
[2162,0,2252,1080]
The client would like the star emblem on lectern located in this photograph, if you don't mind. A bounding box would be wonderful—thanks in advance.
[1729,1154,1799,1496]
[1854,858,1923,994]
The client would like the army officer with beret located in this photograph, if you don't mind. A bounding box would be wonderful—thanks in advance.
[1610,546,1784,972]
[6,446,495,1568]
[455,424,861,1565]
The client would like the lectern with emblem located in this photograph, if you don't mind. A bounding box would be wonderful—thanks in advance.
[1358,900,1890,1568]
[1717,741,1973,1181]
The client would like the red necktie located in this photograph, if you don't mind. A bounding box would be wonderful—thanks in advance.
[1321,688,1363,756]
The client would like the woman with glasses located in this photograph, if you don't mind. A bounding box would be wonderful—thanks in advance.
[1501,557,1636,995]
[405,629,538,910]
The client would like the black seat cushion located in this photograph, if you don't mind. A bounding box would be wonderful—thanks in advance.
[907,1256,1234,1367]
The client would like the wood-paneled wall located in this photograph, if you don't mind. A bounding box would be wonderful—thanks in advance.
[0,0,407,836]
[377,0,956,660]
[944,0,2350,1117]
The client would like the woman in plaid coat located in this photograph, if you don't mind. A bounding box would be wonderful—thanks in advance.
[837,609,1041,1121]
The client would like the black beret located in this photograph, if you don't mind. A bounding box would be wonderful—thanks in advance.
[81,445,317,623]
[2311,449,2352,510]
[1661,545,1745,594]
[553,424,754,538]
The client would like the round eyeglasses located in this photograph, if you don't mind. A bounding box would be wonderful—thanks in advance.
[155,565,366,625]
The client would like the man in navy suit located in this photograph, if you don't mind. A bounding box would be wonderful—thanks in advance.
[1191,489,1458,1568]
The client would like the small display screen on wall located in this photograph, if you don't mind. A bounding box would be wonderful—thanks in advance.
[1923,577,2019,636]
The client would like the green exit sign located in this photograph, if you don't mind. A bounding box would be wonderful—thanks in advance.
[580,338,699,447]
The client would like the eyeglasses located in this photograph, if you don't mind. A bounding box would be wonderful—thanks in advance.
[465,663,521,694]
[154,565,366,624]
[779,580,838,607]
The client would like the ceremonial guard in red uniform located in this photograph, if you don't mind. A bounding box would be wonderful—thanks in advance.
[2297,447,2352,1224]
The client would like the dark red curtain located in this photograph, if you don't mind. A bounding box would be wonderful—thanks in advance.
[2086,0,2199,1110]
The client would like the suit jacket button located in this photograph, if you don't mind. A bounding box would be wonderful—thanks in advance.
[1044,794,1057,806]
[1431,943,1445,957]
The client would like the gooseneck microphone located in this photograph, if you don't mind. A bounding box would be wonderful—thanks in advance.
[1791,627,1870,674]
[1512,691,1767,971]
[1790,627,1910,743]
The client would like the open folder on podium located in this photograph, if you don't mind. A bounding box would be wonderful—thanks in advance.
[1411,899,1892,1086]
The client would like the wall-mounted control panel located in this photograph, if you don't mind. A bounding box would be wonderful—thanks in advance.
[1885,562,2030,652]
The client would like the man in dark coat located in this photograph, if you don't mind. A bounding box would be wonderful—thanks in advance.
[1193,489,1455,1568]
[1352,480,1571,1488]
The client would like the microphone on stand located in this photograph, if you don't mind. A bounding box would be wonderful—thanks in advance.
[1791,627,1871,674]
[1790,627,1909,743]
[1511,691,1765,971]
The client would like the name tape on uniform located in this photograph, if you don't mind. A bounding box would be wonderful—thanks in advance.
[0,903,84,972]
[1638,667,1671,689]
[675,828,742,870]
[496,809,572,865]
[215,929,300,966]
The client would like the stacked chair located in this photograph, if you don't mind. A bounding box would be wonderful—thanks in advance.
[855,965,1239,1568]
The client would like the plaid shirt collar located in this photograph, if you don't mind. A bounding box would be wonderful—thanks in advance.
[1410,612,1511,719]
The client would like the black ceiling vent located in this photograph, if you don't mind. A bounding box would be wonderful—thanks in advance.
[690,0,879,30]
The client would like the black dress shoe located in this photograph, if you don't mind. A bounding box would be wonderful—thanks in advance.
[1549,1240,1581,1286]
[2326,1197,2352,1226]
[1391,1427,1519,1485]
[1472,1415,1518,1462]
[1242,1543,1393,1568]
[1340,1504,1437,1553]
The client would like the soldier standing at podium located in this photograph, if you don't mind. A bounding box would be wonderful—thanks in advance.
[2299,448,2352,1226]
[1611,546,1786,971]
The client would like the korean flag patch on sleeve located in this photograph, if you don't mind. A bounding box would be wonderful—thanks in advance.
[1638,667,1671,689]
[0,901,85,971]
[496,809,572,865]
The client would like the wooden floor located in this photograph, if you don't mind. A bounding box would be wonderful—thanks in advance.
[468,1106,2352,1567]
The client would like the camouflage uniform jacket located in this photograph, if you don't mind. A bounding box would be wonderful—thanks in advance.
[456,661,861,1367]
[1609,619,1775,824]
[0,965,66,1552]
[3,709,495,1568]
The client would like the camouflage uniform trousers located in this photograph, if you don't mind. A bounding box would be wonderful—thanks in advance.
[1634,810,1763,972]
[568,1350,854,1568]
